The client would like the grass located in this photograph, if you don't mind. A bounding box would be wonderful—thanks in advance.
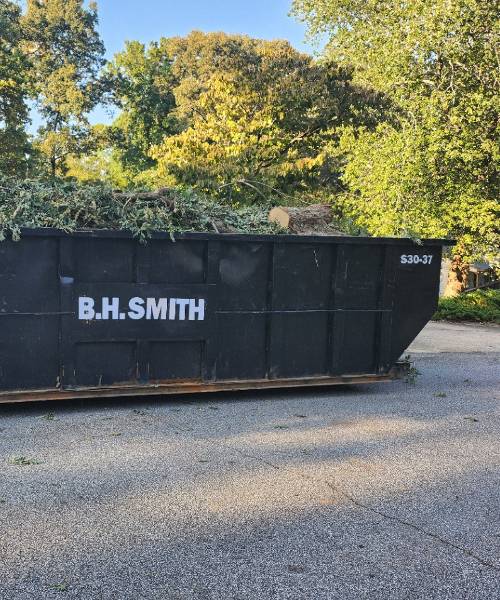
[41,412,56,420]
[402,354,420,384]
[10,456,42,466]
[433,289,500,323]
[49,583,69,592]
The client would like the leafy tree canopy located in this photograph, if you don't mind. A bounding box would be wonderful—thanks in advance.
[22,0,107,175]
[147,31,385,203]
[0,0,31,176]
[293,0,499,265]
[103,40,177,181]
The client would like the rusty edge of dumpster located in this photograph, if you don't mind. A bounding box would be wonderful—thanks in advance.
[0,363,410,405]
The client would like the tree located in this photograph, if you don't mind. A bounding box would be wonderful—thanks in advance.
[294,0,499,286]
[149,32,384,203]
[104,40,176,184]
[0,0,31,176]
[65,124,131,188]
[21,0,106,176]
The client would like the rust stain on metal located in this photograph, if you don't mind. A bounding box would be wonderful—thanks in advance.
[0,372,399,405]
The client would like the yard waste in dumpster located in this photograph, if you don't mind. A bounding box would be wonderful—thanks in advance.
[0,229,453,403]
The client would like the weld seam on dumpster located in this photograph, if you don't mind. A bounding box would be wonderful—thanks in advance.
[0,312,74,317]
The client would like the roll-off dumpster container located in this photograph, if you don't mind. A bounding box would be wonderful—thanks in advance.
[0,228,453,403]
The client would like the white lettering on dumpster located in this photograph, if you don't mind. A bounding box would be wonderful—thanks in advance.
[79,296,95,320]
[78,296,206,321]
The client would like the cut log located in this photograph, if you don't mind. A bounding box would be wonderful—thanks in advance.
[268,204,346,236]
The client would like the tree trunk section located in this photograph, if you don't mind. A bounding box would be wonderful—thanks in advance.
[268,204,346,235]
[443,255,470,296]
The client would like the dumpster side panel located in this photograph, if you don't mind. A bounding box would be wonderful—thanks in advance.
[338,312,378,374]
[215,241,270,380]
[269,313,330,378]
[67,237,213,388]
[0,237,60,390]
[269,243,333,378]
[331,244,393,375]
[216,314,267,380]
[273,243,333,310]
[149,341,203,381]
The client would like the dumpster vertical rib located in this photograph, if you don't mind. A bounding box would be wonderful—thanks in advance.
[59,236,76,388]
[135,242,151,382]
[326,243,338,375]
[376,245,396,373]
[202,240,220,381]
[264,241,275,379]
[331,244,347,375]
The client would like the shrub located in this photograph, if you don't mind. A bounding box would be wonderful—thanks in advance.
[433,289,500,323]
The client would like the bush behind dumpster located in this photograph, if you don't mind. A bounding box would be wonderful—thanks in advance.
[433,289,500,324]
[0,176,282,241]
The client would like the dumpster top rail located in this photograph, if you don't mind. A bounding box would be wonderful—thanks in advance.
[15,226,456,246]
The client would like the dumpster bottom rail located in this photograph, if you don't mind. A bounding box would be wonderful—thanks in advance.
[0,365,409,404]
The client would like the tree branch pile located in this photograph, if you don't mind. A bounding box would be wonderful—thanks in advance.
[0,178,283,241]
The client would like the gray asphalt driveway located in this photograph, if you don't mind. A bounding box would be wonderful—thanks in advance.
[0,322,499,600]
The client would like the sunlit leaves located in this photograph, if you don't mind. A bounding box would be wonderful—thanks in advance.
[294,0,499,264]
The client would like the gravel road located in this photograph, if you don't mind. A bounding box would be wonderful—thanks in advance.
[0,322,499,600]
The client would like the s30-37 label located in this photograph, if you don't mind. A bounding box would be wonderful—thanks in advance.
[400,254,433,265]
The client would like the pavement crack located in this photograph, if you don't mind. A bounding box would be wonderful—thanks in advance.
[223,445,280,470]
[321,479,500,573]
[174,426,499,574]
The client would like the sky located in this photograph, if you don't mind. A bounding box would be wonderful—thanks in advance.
[98,0,314,58]
[30,0,319,129]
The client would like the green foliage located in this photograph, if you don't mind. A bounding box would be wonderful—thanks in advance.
[10,455,42,466]
[293,0,499,264]
[93,31,385,199]
[0,175,282,241]
[65,143,131,189]
[104,40,177,181]
[433,289,500,323]
[338,122,499,264]
[21,0,107,176]
[0,0,31,176]
[152,32,385,203]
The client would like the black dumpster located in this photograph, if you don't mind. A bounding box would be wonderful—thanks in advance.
[0,228,453,402]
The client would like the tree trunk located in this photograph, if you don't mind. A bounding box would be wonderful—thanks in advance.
[50,154,57,178]
[268,204,346,235]
[443,255,470,296]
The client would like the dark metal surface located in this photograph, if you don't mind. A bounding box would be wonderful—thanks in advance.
[0,228,453,402]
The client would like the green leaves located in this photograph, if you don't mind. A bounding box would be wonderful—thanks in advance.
[434,289,500,323]
[21,0,107,175]
[0,0,31,176]
[102,31,384,203]
[0,176,282,241]
[295,0,499,266]
[103,40,176,180]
